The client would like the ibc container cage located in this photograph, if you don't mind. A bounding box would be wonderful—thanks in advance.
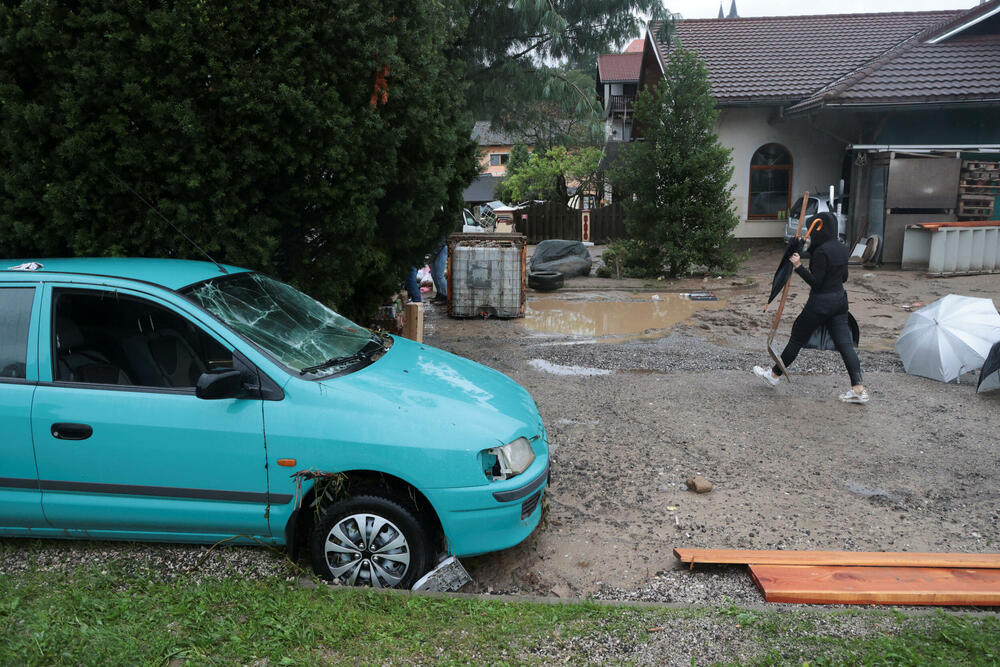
[447,233,526,318]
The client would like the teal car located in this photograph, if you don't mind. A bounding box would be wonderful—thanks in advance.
[0,258,548,588]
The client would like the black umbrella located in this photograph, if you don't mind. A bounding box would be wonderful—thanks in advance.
[766,237,805,306]
[977,340,1000,393]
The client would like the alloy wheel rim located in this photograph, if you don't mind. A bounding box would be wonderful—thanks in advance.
[324,513,411,587]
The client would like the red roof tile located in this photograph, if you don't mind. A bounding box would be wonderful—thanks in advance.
[625,38,644,53]
[650,11,960,103]
[598,53,642,83]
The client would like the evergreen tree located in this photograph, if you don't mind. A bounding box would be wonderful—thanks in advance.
[0,1,477,320]
[0,0,678,318]
[610,48,742,278]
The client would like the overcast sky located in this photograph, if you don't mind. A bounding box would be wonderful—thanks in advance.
[670,0,978,19]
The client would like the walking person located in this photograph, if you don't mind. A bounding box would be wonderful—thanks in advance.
[753,212,868,403]
[404,266,422,303]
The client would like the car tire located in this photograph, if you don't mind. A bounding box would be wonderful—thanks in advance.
[528,270,563,291]
[309,494,432,588]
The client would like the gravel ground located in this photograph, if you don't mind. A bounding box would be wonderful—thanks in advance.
[522,605,915,666]
[0,540,296,584]
[431,245,999,605]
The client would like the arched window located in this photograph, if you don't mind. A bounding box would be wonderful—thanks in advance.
[748,144,792,220]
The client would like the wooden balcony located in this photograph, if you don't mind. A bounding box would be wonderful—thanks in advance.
[605,94,635,116]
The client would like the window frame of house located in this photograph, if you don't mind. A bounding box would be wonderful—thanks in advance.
[747,143,793,221]
[488,153,509,167]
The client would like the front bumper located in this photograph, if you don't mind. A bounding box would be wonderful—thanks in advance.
[424,459,548,557]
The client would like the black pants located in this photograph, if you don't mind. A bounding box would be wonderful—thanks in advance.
[772,291,863,386]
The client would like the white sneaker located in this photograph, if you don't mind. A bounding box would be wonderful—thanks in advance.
[839,388,870,404]
[753,365,779,387]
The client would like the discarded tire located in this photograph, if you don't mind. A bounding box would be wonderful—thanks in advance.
[861,235,880,264]
[528,270,563,291]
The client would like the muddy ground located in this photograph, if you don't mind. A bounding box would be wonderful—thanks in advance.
[2,242,997,614]
[424,241,1000,603]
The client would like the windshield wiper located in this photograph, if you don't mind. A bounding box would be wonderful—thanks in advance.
[299,340,383,376]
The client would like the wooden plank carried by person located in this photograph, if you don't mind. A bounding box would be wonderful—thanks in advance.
[765,192,810,380]
[749,564,1000,606]
[674,548,1000,569]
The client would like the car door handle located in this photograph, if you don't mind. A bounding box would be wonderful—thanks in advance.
[51,423,93,441]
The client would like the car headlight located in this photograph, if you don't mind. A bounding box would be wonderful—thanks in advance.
[480,437,535,480]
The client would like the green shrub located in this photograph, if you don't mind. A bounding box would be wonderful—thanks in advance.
[599,239,662,279]
[0,1,477,320]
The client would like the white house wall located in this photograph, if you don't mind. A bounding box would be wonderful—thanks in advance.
[717,107,844,238]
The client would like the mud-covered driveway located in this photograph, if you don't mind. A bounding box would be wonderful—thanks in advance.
[425,243,1000,603]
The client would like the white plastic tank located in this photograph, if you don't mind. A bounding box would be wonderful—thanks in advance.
[447,234,525,318]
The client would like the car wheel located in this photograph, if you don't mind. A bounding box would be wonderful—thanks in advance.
[528,270,563,291]
[309,494,432,588]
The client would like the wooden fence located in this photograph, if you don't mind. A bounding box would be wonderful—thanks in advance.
[512,201,625,244]
[513,201,580,243]
[589,203,625,244]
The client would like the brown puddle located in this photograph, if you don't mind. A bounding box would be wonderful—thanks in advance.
[523,292,728,339]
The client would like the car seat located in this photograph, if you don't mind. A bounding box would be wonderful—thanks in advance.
[123,328,206,388]
[55,317,132,385]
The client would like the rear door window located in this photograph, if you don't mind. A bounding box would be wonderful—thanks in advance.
[0,287,35,379]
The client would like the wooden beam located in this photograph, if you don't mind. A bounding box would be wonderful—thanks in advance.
[750,564,1000,606]
[403,302,423,342]
[674,548,1000,569]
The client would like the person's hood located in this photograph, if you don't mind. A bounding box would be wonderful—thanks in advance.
[807,212,838,250]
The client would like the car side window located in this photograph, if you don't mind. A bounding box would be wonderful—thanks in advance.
[0,287,35,379]
[52,290,233,389]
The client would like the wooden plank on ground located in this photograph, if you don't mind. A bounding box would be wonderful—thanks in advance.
[749,564,1000,606]
[674,548,1000,569]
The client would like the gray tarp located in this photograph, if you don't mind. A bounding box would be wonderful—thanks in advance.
[529,240,592,277]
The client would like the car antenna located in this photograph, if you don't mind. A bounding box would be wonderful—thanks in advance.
[101,163,227,274]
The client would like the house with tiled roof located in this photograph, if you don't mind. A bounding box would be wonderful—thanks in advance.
[471,121,533,177]
[607,0,1000,249]
[461,121,536,209]
[597,52,643,142]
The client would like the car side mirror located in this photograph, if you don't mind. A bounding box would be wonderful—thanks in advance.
[195,369,245,400]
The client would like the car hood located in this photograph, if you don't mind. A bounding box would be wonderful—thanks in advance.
[316,336,543,446]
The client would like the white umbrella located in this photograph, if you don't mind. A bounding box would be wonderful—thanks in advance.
[895,294,1000,383]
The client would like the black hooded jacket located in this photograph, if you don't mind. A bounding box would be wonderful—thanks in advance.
[795,212,848,297]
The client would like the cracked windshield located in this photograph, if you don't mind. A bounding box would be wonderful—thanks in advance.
[183,272,379,376]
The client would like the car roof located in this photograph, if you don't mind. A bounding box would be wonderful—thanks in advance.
[0,257,249,291]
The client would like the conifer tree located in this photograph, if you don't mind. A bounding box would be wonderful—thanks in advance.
[0,1,477,319]
[611,48,742,277]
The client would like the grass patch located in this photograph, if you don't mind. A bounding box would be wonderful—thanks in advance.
[0,565,674,665]
[1,564,998,665]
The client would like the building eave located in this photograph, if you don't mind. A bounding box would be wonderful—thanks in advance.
[926,1,1000,44]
